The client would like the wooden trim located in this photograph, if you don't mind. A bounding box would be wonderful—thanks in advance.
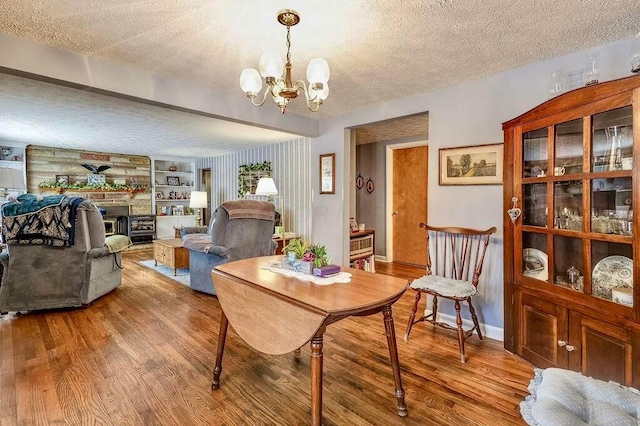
[503,75,640,129]
[503,127,516,352]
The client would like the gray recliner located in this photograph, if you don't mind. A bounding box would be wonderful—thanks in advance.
[181,200,276,295]
[0,201,123,313]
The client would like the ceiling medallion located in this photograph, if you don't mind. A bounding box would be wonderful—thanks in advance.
[239,9,330,114]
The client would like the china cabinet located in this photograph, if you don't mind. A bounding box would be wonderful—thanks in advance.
[503,75,640,387]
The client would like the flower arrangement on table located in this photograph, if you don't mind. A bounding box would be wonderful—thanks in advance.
[281,238,333,275]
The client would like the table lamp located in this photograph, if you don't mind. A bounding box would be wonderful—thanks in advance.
[0,168,26,200]
[189,191,208,226]
[255,177,283,236]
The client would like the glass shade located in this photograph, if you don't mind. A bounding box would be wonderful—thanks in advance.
[309,83,329,101]
[189,191,208,209]
[239,69,262,95]
[255,177,278,195]
[259,51,284,79]
[306,58,330,85]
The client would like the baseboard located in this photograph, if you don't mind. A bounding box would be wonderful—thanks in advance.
[423,309,504,342]
[375,255,387,262]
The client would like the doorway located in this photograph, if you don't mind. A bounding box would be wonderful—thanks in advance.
[200,168,211,226]
[387,143,428,266]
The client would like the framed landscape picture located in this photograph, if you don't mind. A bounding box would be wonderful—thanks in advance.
[439,143,504,185]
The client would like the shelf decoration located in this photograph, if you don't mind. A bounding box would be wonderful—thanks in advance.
[238,161,272,198]
[38,181,149,198]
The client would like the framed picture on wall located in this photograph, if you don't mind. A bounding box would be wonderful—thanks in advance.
[439,143,504,185]
[56,175,69,185]
[166,176,181,186]
[319,153,335,194]
[87,174,106,185]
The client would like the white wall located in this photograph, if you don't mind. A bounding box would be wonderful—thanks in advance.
[312,37,639,329]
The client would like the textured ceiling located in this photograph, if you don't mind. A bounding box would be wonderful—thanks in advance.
[1,0,639,119]
[355,114,429,145]
[0,73,298,158]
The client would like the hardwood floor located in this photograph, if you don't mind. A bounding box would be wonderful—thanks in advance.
[0,252,533,425]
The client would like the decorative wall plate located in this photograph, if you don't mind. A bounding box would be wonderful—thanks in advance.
[366,178,374,193]
[523,248,548,282]
[356,173,364,190]
[592,255,633,300]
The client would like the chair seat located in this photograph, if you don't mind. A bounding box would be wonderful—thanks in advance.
[410,274,478,298]
[521,368,640,426]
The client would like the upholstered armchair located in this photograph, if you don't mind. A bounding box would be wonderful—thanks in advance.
[0,196,124,313]
[181,200,276,295]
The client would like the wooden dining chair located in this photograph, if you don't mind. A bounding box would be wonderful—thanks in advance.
[404,224,497,363]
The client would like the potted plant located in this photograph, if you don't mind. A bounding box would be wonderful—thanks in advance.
[282,239,331,275]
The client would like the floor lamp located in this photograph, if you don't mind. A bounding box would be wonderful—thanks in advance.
[189,191,208,227]
[255,177,283,237]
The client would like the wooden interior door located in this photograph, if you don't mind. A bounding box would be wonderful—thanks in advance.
[392,146,428,266]
[518,292,569,369]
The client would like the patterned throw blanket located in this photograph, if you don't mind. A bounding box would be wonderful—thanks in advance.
[221,200,274,221]
[2,195,87,247]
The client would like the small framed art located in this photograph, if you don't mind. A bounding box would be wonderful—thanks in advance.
[319,153,335,194]
[166,176,181,186]
[56,175,69,185]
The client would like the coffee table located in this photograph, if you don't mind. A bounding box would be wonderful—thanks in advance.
[211,255,408,425]
[153,238,189,276]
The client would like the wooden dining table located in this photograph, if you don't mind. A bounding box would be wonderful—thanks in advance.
[210,255,409,425]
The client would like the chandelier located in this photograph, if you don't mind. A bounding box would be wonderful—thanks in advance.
[239,9,330,114]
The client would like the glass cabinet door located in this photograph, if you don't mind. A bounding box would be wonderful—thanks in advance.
[523,128,548,178]
[592,106,633,172]
[555,119,583,175]
[591,241,633,307]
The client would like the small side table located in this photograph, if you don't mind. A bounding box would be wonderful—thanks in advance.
[154,238,189,275]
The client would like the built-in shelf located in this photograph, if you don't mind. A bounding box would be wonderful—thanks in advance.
[155,170,193,174]
[155,199,191,202]
[0,160,23,166]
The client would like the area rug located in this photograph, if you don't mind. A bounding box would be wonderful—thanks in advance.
[138,260,190,288]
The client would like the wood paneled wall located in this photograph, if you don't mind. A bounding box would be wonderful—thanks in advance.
[26,145,152,214]
[196,138,312,239]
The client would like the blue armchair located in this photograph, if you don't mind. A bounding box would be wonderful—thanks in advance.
[181,200,276,295]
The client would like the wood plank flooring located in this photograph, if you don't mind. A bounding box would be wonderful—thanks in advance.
[0,252,534,425]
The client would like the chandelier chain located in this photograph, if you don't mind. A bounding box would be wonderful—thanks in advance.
[286,26,291,64]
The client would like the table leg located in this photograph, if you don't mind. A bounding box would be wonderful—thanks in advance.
[383,305,408,417]
[211,311,229,390]
[310,334,323,426]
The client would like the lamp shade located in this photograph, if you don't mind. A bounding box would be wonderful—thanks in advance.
[189,191,208,209]
[306,58,330,85]
[0,168,26,191]
[255,177,278,195]
[259,51,284,79]
[240,68,262,94]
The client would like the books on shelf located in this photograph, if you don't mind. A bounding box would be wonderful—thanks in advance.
[350,257,374,272]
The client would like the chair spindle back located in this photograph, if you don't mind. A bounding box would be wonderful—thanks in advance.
[420,224,497,288]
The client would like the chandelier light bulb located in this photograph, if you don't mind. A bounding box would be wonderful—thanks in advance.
[306,58,330,85]
[239,68,262,95]
[258,51,284,79]
[310,83,329,102]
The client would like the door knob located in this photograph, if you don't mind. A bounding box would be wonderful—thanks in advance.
[392,211,399,216]
[557,340,566,347]
[565,345,576,352]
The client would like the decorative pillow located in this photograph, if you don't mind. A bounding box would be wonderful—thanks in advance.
[521,368,640,426]
[104,235,133,253]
